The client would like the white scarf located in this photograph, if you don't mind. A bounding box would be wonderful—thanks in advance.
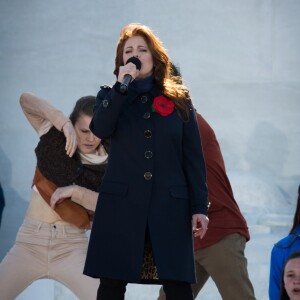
[79,144,108,165]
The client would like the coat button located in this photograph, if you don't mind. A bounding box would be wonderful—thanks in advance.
[102,99,109,108]
[145,150,153,159]
[144,172,152,180]
[144,130,152,138]
[141,95,148,103]
[143,112,151,119]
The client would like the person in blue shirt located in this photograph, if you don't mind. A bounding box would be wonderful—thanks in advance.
[269,185,300,299]
[279,251,300,300]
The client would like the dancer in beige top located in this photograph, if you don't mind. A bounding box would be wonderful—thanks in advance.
[0,93,107,300]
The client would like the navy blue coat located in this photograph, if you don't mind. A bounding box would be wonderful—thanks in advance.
[84,84,208,283]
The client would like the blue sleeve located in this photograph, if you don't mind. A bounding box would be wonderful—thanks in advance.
[90,83,127,139]
[182,104,208,215]
[269,245,285,300]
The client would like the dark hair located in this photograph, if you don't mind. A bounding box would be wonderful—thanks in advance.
[69,95,110,152]
[169,62,182,81]
[280,251,300,300]
[170,61,192,102]
[69,96,95,125]
[289,185,300,234]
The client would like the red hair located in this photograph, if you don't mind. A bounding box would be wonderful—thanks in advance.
[114,23,191,120]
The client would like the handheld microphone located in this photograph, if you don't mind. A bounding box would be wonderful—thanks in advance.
[120,57,142,94]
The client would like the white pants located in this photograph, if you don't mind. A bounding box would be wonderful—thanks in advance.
[0,217,99,300]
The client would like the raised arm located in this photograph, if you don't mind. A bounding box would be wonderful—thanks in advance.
[20,92,70,136]
[90,85,127,139]
[20,92,77,157]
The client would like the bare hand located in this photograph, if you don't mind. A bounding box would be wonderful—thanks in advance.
[192,214,209,239]
[50,186,75,209]
[117,62,140,83]
[62,121,77,157]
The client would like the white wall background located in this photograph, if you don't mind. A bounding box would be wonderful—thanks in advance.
[0,1,299,299]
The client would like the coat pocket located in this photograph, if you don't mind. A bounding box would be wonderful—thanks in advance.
[100,181,128,197]
[169,186,189,199]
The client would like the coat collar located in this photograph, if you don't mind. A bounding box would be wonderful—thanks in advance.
[126,85,161,104]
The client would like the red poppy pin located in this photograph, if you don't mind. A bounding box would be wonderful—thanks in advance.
[152,95,175,117]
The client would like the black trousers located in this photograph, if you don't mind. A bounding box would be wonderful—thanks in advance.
[97,278,194,300]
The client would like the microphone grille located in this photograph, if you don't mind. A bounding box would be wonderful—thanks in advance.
[126,57,142,70]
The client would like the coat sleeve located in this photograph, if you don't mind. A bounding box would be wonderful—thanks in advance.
[90,84,127,139]
[182,104,208,216]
